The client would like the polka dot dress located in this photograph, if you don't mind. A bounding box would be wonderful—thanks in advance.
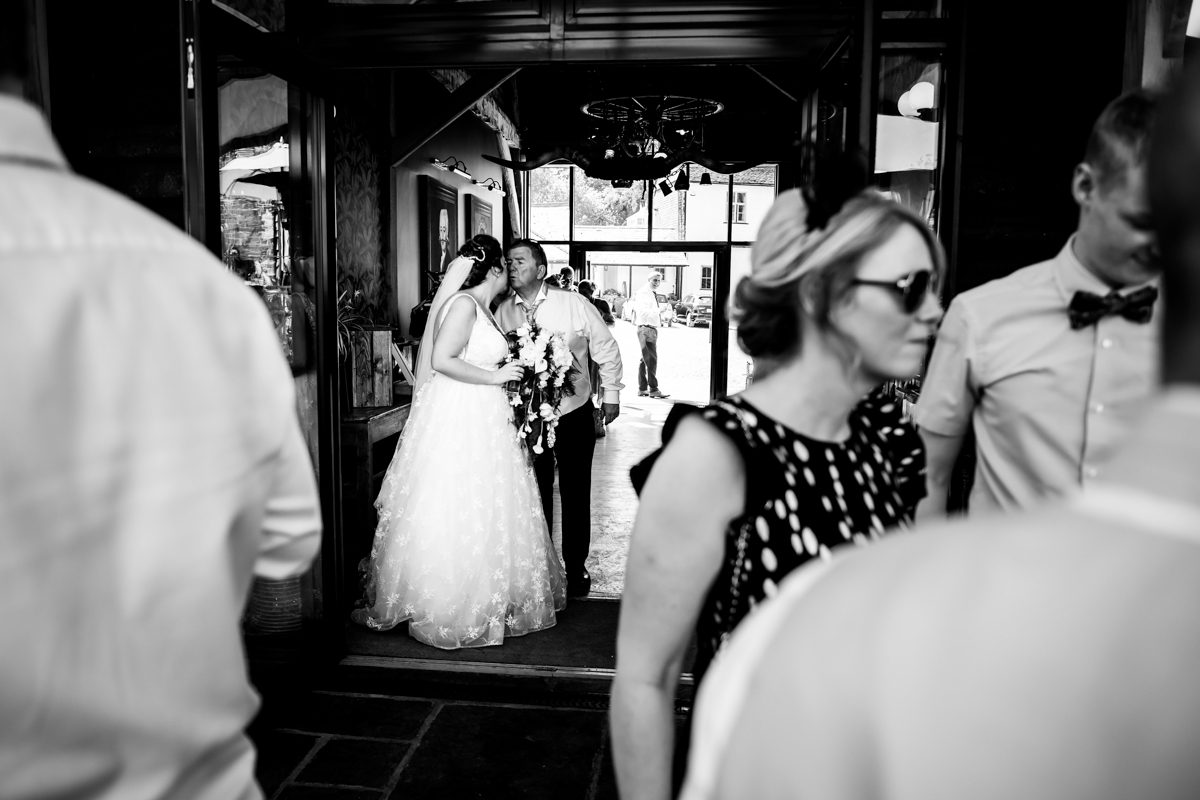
[688,389,925,684]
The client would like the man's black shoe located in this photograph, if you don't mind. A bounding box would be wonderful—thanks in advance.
[567,569,592,598]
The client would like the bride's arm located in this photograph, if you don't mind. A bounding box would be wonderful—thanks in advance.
[430,296,524,386]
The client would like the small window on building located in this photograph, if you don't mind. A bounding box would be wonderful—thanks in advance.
[701,265,713,290]
[733,192,747,223]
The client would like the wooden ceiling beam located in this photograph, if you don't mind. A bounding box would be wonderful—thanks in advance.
[308,0,851,69]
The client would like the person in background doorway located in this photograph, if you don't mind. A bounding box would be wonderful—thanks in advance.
[579,279,615,326]
[579,279,616,437]
[630,271,670,398]
[559,265,577,291]
[497,239,624,598]
[0,5,322,797]
[678,62,1200,800]
[914,88,1162,518]
[611,188,943,800]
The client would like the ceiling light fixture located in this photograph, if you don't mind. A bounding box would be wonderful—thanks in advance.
[659,180,673,196]
[674,170,690,191]
[430,156,473,181]
[699,172,713,186]
[472,177,506,196]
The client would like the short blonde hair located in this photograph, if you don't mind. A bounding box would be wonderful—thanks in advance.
[733,189,945,358]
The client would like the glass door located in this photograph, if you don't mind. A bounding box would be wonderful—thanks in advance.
[578,247,723,407]
[181,1,339,630]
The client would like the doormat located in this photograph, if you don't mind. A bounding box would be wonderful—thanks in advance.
[346,597,696,674]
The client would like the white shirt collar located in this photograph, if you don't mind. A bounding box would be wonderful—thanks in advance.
[514,280,549,307]
[0,95,68,169]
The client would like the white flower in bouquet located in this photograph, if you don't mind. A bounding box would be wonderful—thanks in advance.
[515,325,530,339]
[535,358,548,374]
[539,402,555,421]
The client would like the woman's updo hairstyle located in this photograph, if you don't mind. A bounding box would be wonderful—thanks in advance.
[458,234,504,288]
[732,149,943,359]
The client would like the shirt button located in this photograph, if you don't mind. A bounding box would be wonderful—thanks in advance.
[1092,402,1105,414]
[1084,466,1099,479]
[1100,338,1114,349]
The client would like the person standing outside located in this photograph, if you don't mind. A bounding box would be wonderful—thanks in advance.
[0,8,322,797]
[914,88,1162,517]
[497,239,624,597]
[631,271,670,398]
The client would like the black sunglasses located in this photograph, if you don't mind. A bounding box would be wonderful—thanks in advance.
[850,270,937,314]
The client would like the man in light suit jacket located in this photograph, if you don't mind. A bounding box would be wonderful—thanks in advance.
[497,239,623,597]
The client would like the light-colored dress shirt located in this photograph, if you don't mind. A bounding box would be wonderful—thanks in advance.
[630,283,664,327]
[682,389,1200,800]
[914,238,1159,514]
[0,96,321,800]
[496,281,624,415]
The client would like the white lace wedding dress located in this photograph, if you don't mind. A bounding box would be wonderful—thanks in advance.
[352,293,566,648]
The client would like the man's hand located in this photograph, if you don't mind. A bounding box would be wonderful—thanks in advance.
[602,402,621,425]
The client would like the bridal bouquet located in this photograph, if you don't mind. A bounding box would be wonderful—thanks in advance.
[504,322,579,455]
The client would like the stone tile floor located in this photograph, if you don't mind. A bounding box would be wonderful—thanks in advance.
[249,682,690,800]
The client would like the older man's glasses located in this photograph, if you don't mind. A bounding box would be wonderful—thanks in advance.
[850,270,937,314]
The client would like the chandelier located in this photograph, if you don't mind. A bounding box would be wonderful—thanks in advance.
[580,95,724,162]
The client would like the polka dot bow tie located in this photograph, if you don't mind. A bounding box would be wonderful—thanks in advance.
[1067,286,1158,330]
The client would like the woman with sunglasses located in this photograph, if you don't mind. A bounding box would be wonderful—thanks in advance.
[610,189,945,800]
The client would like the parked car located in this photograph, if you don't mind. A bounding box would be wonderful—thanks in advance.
[675,291,712,323]
[686,294,713,327]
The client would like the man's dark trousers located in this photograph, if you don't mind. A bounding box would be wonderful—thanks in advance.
[638,325,660,392]
[532,401,596,580]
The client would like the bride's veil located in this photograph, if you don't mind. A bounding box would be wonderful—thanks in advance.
[413,255,473,392]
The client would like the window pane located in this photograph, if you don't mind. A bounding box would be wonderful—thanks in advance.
[543,243,570,281]
[650,175,682,241]
[573,170,649,241]
[730,165,777,242]
[528,165,571,241]
[875,53,942,229]
[681,166,730,241]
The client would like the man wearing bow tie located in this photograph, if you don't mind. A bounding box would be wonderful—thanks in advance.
[915,89,1162,517]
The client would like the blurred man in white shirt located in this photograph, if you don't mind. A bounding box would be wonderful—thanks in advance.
[0,10,322,798]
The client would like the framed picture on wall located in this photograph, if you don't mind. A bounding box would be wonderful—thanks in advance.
[465,194,494,239]
[418,175,458,297]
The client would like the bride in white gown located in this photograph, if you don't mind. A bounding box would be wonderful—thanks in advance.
[352,235,566,648]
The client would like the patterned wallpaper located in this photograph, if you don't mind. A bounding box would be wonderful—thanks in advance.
[334,116,391,325]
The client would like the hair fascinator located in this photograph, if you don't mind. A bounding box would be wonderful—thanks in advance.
[801,145,870,231]
[751,145,870,282]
